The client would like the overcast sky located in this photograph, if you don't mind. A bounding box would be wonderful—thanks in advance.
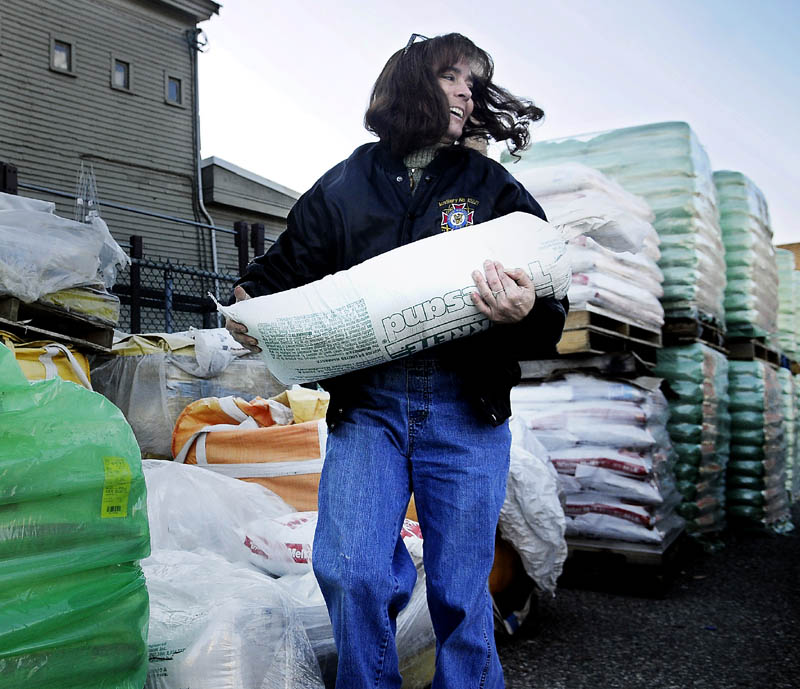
[197,0,799,245]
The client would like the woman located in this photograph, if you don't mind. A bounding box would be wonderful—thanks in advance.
[228,33,567,689]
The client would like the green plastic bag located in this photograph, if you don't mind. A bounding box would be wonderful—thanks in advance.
[0,344,150,689]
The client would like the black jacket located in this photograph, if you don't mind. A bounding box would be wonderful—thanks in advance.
[236,142,568,425]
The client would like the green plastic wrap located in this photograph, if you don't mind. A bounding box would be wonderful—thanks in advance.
[726,360,790,528]
[775,250,797,358]
[713,171,777,339]
[654,343,730,534]
[502,121,726,324]
[0,343,150,689]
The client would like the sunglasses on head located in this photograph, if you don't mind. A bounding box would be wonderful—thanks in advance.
[403,33,429,55]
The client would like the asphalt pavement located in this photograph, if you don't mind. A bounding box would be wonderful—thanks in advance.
[496,504,800,689]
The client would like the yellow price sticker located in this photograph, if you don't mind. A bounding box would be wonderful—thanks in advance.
[101,456,132,518]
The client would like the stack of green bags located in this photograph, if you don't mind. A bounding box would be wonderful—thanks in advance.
[776,367,797,498]
[0,344,150,689]
[653,343,730,535]
[502,121,726,325]
[726,360,790,528]
[713,171,778,340]
[775,249,797,359]
[794,374,800,502]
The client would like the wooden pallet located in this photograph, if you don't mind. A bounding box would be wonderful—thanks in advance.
[726,337,780,367]
[662,317,727,354]
[557,306,662,367]
[0,296,113,353]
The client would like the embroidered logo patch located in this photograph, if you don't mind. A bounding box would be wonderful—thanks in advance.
[440,202,475,231]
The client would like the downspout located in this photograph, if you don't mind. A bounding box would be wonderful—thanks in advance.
[187,28,220,320]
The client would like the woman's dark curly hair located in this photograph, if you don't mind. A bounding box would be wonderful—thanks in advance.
[364,33,544,159]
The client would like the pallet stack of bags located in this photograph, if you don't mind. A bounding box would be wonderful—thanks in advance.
[511,374,684,547]
[0,343,150,689]
[712,171,778,341]
[511,162,664,332]
[502,121,726,327]
[726,361,791,530]
[776,366,798,500]
[775,249,797,360]
[652,344,730,536]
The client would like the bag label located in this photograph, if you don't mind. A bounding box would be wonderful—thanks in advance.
[101,455,132,518]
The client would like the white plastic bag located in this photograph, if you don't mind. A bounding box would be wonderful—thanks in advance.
[216,212,570,384]
[142,549,325,689]
[244,511,317,577]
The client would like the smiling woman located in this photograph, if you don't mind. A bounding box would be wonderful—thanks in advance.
[227,31,567,689]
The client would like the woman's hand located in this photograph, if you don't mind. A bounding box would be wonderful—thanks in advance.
[470,259,535,324]
[225,286,261,352]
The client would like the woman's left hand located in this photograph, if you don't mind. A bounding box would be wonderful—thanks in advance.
[471,259,535,324]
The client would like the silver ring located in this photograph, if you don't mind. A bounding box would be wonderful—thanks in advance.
[492,289,505,298]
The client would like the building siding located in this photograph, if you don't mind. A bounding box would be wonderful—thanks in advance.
[0,0,219,266]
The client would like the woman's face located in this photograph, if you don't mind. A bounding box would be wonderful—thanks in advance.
[437,58,474,143]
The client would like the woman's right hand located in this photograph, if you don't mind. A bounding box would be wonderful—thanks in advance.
[225,286,261,352]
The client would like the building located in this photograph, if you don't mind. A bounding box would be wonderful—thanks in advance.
[0,0,297,279]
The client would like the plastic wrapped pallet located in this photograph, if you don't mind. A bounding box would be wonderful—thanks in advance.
[653,343,730,535]
[502,121,726,326]
[775,250,796,359]
[511,374,684,545]
[0,191,129,302]
[514,162,664,331]
[39,282,122,326]
[713,171,778,339]
[0,343,150,689]
[726,360,790,528]
[92,329,286,458]
[794,373,800,502]
[777,367,797,497]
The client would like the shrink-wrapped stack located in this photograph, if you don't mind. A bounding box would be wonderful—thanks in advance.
[514,163,664,330]
[794,374,800,502]
[726,360,790,527]
[0,344,150,689]
[92,329,286,458]
[653,343,730,535]
[511,374,684,545]
[713,171,778,339]
[776,367,797,497]
[502,121,726,325]
[775,250,796,358]
[794,273,800,354]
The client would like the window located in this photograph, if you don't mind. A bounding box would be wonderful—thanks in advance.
[110,56,132,92]
[164,72,183,106]
[50,35,76,76]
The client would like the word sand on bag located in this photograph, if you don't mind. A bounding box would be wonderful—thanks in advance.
[216,212,570,384]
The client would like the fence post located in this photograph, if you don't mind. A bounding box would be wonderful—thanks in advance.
[250,222,265,258]
[234,221,249,276]
[129,235,143,334]
[164,266,174,333]
[0,162,18,194]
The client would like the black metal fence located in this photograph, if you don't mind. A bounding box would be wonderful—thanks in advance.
[2,161,276,334]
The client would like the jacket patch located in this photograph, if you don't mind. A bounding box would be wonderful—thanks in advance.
[439,197,478,231]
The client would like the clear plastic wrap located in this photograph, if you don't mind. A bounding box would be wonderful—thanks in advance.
[504,121,726,324]
[726,361,791,528]
[142,549,325,689]
[775,249,797,358]
[0,207,129,302]
[511,374,682,545]
[654,343,730,534]
[713,171,778,338]
[0,343,149,689]
[500,418,567,594]
[92,346,286,458]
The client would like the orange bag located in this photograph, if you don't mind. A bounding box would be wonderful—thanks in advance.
[172,394,326,512]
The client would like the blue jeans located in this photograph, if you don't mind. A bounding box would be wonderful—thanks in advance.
[312,357,511,689]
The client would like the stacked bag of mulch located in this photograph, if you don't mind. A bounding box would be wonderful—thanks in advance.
[511,374,684,545]
[514,162,664,331]
[726,360,791,529]
[502,121,726,327]
[775,249,797,359]
[776,367,798,497]
[712,171,778,340]
[0,343,150,689]
[653,343,731,535]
